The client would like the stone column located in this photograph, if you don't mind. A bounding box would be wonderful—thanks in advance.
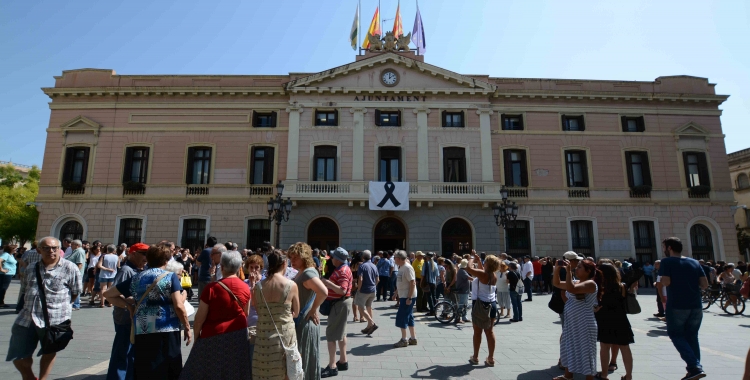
[477,109,494,182]
[285,104,303,180]
[350,107,367,181]
[413,107,431,181]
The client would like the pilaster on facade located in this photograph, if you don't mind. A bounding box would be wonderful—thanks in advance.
[413,107,430,181]
[350,107,368,181]
[476,108,494,182]
[285,104,303,180]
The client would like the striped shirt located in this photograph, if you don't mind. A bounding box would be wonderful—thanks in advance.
[16,258,82,328]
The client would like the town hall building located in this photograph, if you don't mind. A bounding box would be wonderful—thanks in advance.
[36,48,740,262]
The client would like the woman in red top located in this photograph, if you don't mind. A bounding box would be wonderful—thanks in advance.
[180,250,252,380]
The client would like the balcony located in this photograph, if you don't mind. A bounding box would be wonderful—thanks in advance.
[432,183,485,195]
[568,189,590,199]
[122,181,146,196]
[62,182,85,196]
[186,185,210,196]
[249,185,274,196]
[507,187,528,198]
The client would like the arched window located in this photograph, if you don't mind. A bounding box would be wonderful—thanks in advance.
[59,220,83,241]
[441,218,473,257]
[374,217,407,252]
[690,224,714,261]
[737,173,750,189]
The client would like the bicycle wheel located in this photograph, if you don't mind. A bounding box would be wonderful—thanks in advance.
[434,301,455,324]
[721,294,746,315]
[701,290,713,310]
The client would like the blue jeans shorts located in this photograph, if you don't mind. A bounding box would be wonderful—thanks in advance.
[6,323,46,361]
[395,298,416,329]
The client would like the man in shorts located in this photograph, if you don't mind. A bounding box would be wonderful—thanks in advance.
[320,247,353,378]
[354,250,378,335]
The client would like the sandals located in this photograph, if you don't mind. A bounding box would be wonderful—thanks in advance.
[468,356,479,365]
[595,373,609,380]
[608,363,618,373]
[484,359,495,367]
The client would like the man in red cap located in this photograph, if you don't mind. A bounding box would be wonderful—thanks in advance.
[105,242,148,380]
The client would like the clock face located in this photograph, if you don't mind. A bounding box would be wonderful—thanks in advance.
[381,70,398,86]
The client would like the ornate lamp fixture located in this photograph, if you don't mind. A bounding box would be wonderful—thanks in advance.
[492,185,519,228]
[267,181,292,248]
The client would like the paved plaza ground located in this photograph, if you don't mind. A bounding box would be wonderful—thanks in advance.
[0,280,746,379]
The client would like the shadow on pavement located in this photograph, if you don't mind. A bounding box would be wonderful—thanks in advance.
[516,365,563,380]
[410,363,479,379]
[54,375,106,380]
[349,343,394,356]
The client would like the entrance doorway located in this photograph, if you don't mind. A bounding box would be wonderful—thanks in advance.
[441,218,473,258]
[307,217,339,252]
[373,217,406,252]
[690,224,714,261]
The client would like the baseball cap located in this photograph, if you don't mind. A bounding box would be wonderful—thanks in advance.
[563,251,583,260]
[332,247,349,262]
[129,243,150,253]
[426,252,435,257]
[416,251,425,257]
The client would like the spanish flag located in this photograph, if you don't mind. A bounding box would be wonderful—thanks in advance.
[362,6,381,49]
[392,1,403,37]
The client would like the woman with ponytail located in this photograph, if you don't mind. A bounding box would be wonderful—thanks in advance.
[552,258,602,380]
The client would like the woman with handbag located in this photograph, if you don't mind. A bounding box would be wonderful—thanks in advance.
[464,251,501,367]
[104,243,192,380]
[288,243,329,380]
[253,249,300,379]
[594,263,634,380]
[180,250,252,380]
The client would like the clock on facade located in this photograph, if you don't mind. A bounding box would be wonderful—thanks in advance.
[380,69,399,87]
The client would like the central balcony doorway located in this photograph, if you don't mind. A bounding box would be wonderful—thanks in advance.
[373,217,407,252]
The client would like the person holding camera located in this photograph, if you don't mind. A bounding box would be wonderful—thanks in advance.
[465,250,501,367]
[552,258,603,380]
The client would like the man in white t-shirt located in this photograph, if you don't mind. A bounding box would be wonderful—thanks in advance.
[393,250,417,348]
[521,256,534,301]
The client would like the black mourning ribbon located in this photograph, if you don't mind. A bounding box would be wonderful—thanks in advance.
[376,181,401,208]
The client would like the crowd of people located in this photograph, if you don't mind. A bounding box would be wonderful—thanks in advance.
[2,236,750,380]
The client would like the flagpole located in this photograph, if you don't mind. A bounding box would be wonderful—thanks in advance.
[358,0,361,54]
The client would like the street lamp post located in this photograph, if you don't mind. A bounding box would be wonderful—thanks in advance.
[492,186,519,251]
[267,181,292,248]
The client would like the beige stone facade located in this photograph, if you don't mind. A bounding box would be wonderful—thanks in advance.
[36,51,740,262]
[729,148,750,260]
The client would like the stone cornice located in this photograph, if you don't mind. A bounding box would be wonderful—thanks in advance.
[42,86,286,99]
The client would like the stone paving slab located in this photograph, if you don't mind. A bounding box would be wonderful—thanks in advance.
[0,280,746,379]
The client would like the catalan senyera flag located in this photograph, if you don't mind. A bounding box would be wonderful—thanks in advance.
[350,3,359,50]
[392,1,403,37]
[362,6,381,49]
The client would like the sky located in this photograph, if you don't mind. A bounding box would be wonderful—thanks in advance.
[1,0,748,167]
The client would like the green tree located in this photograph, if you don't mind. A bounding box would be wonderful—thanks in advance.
[738,224,750,258]
[0,164,39,246]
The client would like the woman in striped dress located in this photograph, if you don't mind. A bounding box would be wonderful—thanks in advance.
[552,259,602,380]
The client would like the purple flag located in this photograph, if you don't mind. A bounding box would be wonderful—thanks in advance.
[412,3,426,55]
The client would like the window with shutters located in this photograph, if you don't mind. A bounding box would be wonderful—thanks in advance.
[253,111,277,128]
[505,220,531,258]
[503,149,528,187]
[379,147,401,182]
[625,151,652,188]
[571,220,595,257]
[562,115,585,131]
[683,152,710,188]
[442,111,464,128]
[632,221,656,263]
[443,147,467,183]
[621,116,645,132]
[181,219,207,255]
[123,147,149,184]
[313,145,337,181]
[118,218,143,246]
[315,110,338,126]
[564,150,589,187]
[186,147,212,185]
[246,219,271,250]
[375,110,401,127]
[501,114,524,130]
[63,147,91,184]
[736,173,749,190]
[250,147,275,185]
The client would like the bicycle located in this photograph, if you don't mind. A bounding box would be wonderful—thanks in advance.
[434,296,471,324]
[702,283,745,315]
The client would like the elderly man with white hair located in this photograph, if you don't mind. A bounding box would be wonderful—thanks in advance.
[210,244,227,281]
[7,236,82,380]
[354,250,378,335]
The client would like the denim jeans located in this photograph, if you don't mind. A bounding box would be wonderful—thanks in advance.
[523,278,533,300]
[377,276,390,300]
[666,308,703,371]
[0,274,13,304]
[389,273,397,299]
[72,293,80,309]
[510,290,522,320]
[107,322,135,380]
[452,293,469,322]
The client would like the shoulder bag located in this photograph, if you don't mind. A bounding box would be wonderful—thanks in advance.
[513,271,525,293]
[622,283,641,315]
[130,271,169,344]
[258,281,304,380]
[35,262,75,354]
[180,271,193,288]
[320,268,352,316]
[218,280,254,344]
